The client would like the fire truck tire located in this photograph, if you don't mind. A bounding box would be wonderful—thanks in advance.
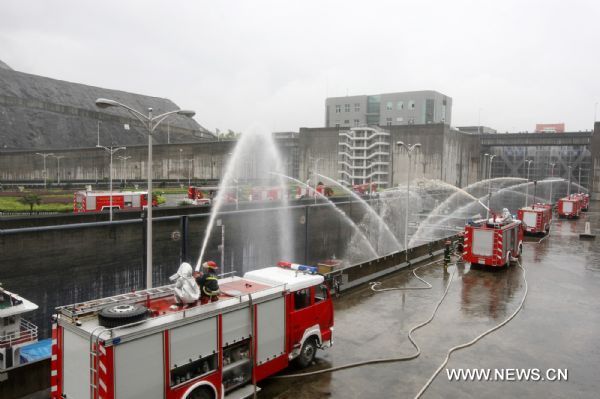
[187,386,214,399]
[294,337,317,369]
[98,304,149,328]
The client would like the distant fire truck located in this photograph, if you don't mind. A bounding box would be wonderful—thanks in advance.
[352,183,377,195]
[296,184,333,199]
[462,210,524,267]
[187,186,217,205]
[74,191,156,213]
[51,264,334,399]
[575,193,590,211]
[557,195,582,218]
[517,203,552,235]
[250,186,287,201]
[187,186,238,206]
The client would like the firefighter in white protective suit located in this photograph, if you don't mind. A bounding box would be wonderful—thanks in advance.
[169,262,200,309]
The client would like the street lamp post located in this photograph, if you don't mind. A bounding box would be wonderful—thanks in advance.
[117,155,132,186]
[549,162,556,204]
[525,159,533,207]
[51,155,66,185]
[97,145,126,222]
[95,98,195,289]
[485,154,496,218]
[567,165,572,196]
[397,141,421,260]
[188,159,193,186]
[178,149,183,184]
[35,153,55,189]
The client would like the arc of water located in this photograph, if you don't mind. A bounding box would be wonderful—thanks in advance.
[270,172,379,259]
[408,178,565,247]
[315,173,402,252]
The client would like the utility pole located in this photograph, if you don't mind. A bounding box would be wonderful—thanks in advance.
[51,155,66,185]
[549,162,556,204]
[397,141,421,259]
[525,159,533,207]
[97,145,126,222]
[35,152,55,189]
[117,155,132,185]
[188,159,193,186]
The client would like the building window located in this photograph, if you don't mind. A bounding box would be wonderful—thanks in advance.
[344,120,350,125]
[409,100,415,109]
[344,104,350,112]
[354,119,360,127]
[386,117,392,126]
[335,120,340,128]
[397,101,404,110]
[335,105,341,113]
[354,103,360,112]
[386,101,393,111]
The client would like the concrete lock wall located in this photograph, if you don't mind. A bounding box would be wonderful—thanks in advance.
[592,122,600,200]
[298,124,481,188]
[0,140,236,182]
[0,201,372,339]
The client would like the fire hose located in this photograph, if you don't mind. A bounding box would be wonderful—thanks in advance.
[272,259,456,379]
[414,260,528,398]
[272,258,529,399]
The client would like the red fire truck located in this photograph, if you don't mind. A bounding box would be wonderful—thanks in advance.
[575,193,590,211]
[73,191,157,213]
[295,184,333,199]
[51,264,334,399]
[352,183,377,195]
[557,195,582,218]
[188,186,238,206]
[517,203,552,235]
[462,211,524,267]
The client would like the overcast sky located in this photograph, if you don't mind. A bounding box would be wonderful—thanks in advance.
[1,0,599,133]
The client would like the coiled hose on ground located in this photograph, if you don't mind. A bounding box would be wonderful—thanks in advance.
[272,260,456,379]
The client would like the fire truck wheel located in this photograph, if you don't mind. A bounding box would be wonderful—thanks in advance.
[187,386,214,399]
[294,337,317,369]
[98,304,149,328]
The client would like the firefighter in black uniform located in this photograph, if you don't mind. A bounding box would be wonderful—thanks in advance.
[196,261,220,304]
[444,240,452,267]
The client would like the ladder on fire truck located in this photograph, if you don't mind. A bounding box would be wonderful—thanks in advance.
[57,285,175,320]
[59,285,172,399]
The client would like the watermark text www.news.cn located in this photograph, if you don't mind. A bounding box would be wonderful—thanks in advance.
[446,368,568,382]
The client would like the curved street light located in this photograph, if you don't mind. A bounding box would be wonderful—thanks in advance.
[95,98,195,288]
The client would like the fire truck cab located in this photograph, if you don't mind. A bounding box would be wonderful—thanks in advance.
[557,195,582,218]
[51,265,334,399]
[462,211,524,267]
[517,203,552,235]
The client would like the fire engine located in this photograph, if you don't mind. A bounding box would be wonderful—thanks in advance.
[557,195,582,218]
[462,210,524,267]
[352,183,377,195]
[575,193,590,211]
[250,186,287,202]
[187,186,237,206]
[295,184,333,199]
[517,203,552,235]
[51,263,334,399]
[74,191,156,213]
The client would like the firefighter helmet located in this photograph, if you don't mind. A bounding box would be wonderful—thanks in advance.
[202,260,218,270]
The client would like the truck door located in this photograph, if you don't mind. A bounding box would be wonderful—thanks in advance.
[289,289,314,346]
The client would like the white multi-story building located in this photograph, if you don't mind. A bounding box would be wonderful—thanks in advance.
[338,126,390,188]
[326,90,452,128]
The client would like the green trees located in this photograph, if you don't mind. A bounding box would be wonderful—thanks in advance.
[19,193,42,214]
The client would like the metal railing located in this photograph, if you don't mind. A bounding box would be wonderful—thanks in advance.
[0,318,38,347]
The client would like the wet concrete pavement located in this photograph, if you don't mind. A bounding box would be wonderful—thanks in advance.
[260,202,600,398]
